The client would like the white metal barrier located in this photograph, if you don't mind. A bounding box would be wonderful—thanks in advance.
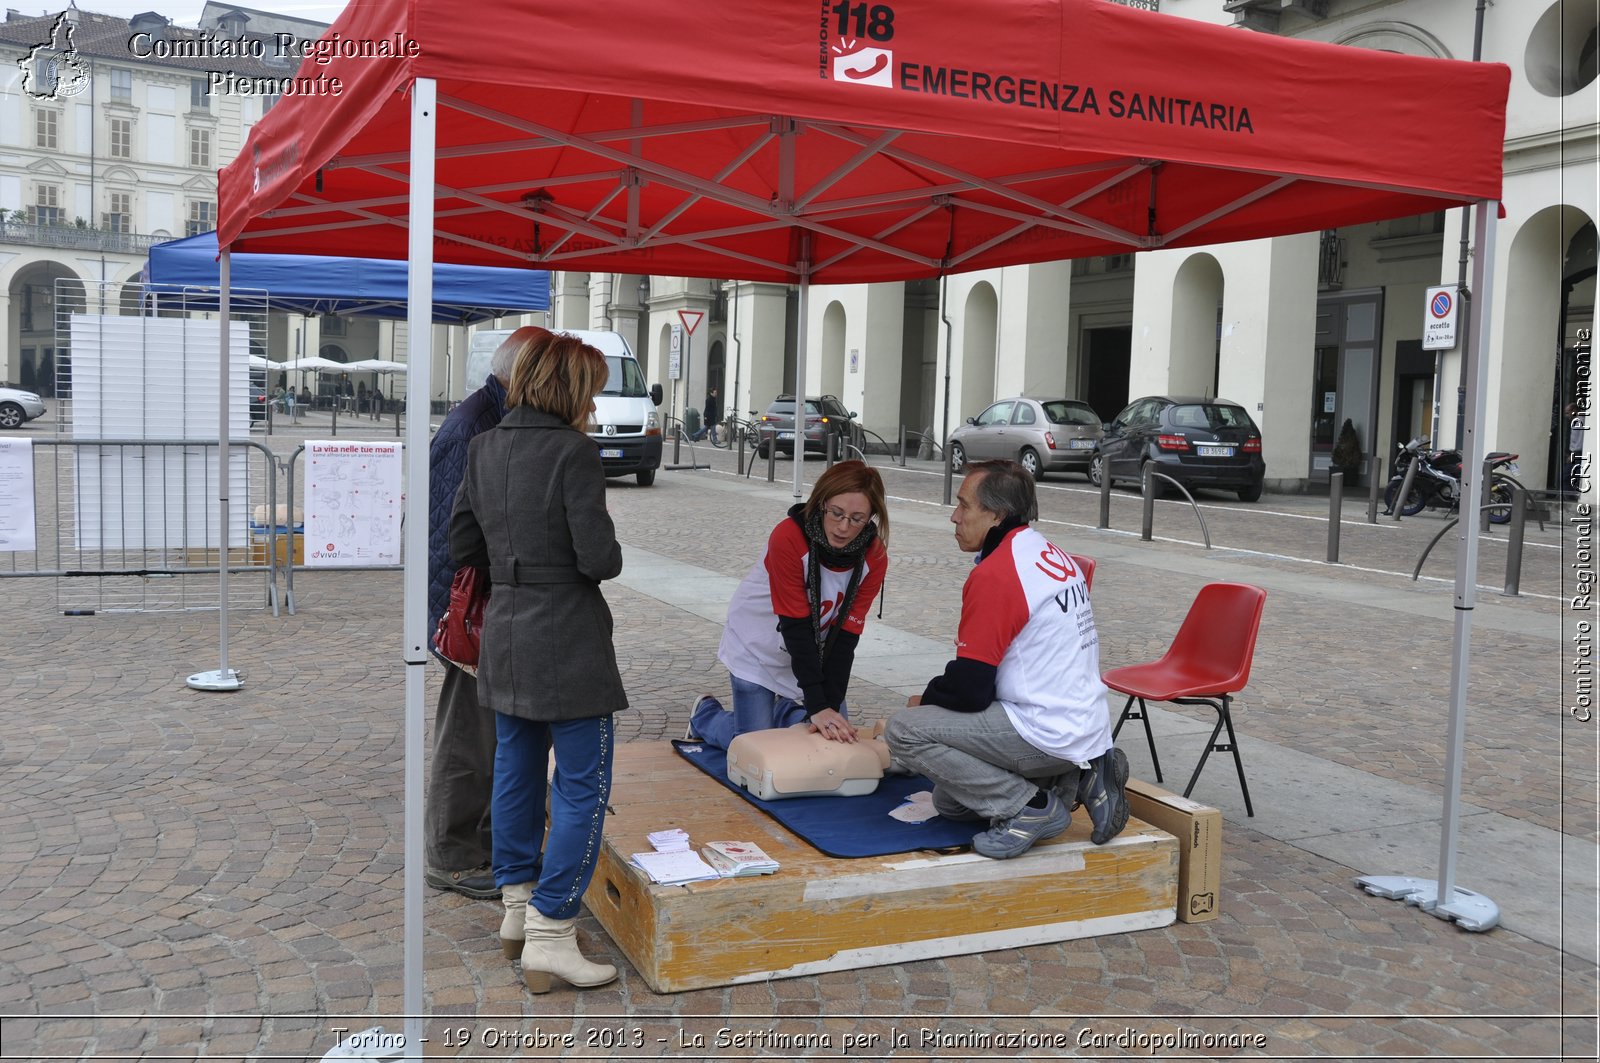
[0,437,282,614]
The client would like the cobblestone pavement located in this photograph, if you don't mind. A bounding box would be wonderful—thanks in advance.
[1,438,1595,1061]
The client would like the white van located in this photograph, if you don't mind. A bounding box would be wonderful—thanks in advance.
[464,327,664,485]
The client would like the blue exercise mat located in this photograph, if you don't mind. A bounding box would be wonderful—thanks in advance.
[672,739,976,858]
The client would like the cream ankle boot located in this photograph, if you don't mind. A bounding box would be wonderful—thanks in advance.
[499,883,534,960]
[520,909,617,993]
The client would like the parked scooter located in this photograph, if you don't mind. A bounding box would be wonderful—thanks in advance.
[1382,436,1518,525]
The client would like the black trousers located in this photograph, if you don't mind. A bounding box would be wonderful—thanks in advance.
[425,661,496,870]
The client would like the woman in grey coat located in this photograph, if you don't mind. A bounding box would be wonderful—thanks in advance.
[449,331,627,993]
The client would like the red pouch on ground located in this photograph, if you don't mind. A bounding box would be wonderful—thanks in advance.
[434,566,489,675]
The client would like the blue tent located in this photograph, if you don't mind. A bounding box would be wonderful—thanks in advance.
[146,231,548,323]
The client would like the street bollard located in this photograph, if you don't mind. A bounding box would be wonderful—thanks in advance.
[942,440,954,506]
[1390,456,1420,522]
[1478,454,1491,531]
[1366,454,1382,524]
[1098,464,1111,529]
[1327,471,1343,564]
[1504,482,1526,596]
[826,432,837,468]
[898,425,907,467]
[736,427,746,475]
[1480,457,1493,533]
[673,423,682,465]
[1141,465,1154,542]
[766,430,776,482]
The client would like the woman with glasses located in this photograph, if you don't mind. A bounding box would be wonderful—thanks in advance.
[690,460,890,749]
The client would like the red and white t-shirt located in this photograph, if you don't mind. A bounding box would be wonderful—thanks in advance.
[718,518,887,702]
[955,526,1111,762]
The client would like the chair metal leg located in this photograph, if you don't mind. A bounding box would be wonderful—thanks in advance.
[1218,695,1253,817]
[1113,694,1163,783]
[1181,694,1252,816]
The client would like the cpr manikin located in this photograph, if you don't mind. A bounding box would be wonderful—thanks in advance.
[725,722,895,800]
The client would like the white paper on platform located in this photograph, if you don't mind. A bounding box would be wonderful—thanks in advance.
[889,791,939,824]
[303,440,403,567]
[629,850,720,885]
[0,439,36,551]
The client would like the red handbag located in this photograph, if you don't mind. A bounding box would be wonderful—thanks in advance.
[434,566,489,675]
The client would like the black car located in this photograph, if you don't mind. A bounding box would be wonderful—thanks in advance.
[1090,396,1265,502]
[755,394,865,458]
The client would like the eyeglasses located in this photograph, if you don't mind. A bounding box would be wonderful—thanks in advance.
[824,505,871,528]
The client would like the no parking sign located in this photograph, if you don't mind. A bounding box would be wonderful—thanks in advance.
[1423,284,1458,350]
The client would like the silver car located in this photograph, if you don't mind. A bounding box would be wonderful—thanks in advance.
[948,397,1103,481]
[0,386,46,429]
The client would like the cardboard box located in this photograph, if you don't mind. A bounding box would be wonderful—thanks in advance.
[1125,778,1222,922]
[249,528,303,566]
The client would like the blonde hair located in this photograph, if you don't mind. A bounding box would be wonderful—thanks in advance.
[505,333,608,430]
[804,460,890,546]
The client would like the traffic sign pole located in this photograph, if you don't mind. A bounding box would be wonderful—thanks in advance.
[677,310,703,446]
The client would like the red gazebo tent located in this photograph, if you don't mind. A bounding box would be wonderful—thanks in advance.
[221,0,1505,274]
[215,0,1510,1034]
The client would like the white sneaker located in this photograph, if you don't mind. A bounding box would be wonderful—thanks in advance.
[685,694,719,741]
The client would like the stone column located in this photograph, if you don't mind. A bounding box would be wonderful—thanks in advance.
[728,281,792,423]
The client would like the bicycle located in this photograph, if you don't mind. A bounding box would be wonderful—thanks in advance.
[709,411,762,450]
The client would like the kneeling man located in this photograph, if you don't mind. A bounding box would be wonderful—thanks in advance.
[887,460,1128,858]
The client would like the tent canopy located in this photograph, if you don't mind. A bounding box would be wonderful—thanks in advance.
[147,231,548,323]
[219,0,1507,283]
[209,0,1515,1021]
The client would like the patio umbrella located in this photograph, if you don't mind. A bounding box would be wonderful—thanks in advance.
[284,355,348,373]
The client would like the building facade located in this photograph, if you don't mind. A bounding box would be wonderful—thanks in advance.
[0,3,427,406]
[554,0,1596,493]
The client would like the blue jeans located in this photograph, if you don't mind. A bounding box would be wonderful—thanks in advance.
[491,712,613,920]
[691,674,847,750]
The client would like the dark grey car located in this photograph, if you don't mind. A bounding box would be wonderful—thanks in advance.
[755,394,865,457]
[948,397,1103,480]
[1090,396,1266,501]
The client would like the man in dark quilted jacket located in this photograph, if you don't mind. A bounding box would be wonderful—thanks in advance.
[426,326,550,898]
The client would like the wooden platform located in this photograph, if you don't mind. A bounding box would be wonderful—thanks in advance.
[584,742,1179,993]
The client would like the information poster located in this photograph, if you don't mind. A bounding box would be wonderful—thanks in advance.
[304,440,403,567]
[0,439,36,551]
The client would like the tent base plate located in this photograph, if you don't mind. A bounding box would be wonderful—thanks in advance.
[1355,875,1499,932]
[186,669,243,692]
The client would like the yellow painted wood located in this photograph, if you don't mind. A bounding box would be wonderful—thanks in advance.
[586,743,1180,992]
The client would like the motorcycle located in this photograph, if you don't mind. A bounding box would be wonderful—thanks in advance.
[1382,436,1519,525]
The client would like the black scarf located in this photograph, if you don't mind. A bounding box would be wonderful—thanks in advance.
[978,515,1027,562]
[790,502,877,661]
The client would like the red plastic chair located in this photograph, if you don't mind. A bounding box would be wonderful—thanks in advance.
[1068,553,1095,591]
[1102,582,1266,816]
